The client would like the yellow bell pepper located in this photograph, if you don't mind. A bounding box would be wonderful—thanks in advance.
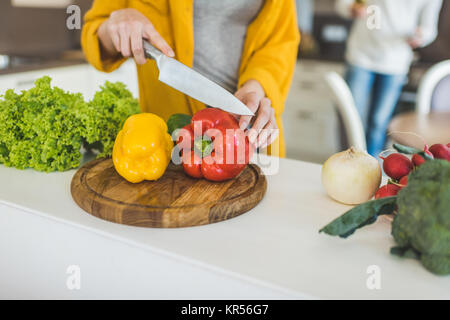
[112,113,173,183]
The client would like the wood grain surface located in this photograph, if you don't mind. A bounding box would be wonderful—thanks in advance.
[71,158,267,228]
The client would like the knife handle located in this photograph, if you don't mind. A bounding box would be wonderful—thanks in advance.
[143,40,163,60]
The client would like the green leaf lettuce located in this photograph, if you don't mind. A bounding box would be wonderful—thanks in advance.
[0,76,140,172]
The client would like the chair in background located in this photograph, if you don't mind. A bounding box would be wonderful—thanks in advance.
[324,72,367,151]
[416,60,450,114]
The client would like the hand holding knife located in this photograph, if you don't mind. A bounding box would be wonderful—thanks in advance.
[97,8,277,148]
[143,40,278,148]
[143,40,254,117]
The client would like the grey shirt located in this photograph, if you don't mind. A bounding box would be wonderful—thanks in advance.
[193,0,264,93]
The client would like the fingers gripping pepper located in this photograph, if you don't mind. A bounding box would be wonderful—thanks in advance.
[177,108,254,181]
[113,113,173,183]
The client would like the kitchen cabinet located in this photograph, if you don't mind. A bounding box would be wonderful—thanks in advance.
[0,59,139,100]
[284,60,346,163]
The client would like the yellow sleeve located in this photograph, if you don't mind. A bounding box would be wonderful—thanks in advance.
[238,0,300,116]
[81,0,128,73]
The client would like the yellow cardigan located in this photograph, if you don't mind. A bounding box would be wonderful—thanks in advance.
[82,0,300,157]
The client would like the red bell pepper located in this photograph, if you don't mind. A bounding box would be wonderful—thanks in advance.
[176,108,254,181]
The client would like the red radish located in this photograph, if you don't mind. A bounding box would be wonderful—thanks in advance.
[412,153,426,167]
[381,153,413,180]
[429,144,450,161]
[399,175,408,187]
[375,184,401,199]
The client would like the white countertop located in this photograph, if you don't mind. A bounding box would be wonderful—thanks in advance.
[0,155,448,299]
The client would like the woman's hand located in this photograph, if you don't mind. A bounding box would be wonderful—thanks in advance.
[235,80,278,149]
[98,8,174,65]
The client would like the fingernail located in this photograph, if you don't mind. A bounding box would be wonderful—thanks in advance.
[168,49,175,57]
[240,121,248,130]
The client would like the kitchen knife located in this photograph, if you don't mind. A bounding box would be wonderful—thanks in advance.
[143,40,254,116]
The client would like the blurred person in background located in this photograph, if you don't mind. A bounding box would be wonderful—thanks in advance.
[82,0,300,157]
[336,0,442,156]
[296,0,318,56]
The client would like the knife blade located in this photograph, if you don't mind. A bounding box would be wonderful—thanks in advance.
[143,40,254,116]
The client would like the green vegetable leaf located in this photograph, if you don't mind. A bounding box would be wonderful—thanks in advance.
[417,151,434,161]
[0,77,139,172]
[167,113,192,136]
[79,81,140,158]
[319,197,397,238]
[393,143,433,160]
[393,143,422,155]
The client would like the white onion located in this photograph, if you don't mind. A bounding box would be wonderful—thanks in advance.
[322,147,381,205]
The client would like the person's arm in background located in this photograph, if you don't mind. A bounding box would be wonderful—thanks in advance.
[335,0,366,19]
[236,0,300,149]
[408,0,443,49]
[81,0,174,73]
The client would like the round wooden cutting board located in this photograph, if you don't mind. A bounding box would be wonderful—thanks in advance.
[71,158,267,228]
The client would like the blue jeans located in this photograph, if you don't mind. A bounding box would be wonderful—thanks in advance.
[345,64,406,157]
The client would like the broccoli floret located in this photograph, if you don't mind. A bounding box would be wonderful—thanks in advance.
[391,160,450,275]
